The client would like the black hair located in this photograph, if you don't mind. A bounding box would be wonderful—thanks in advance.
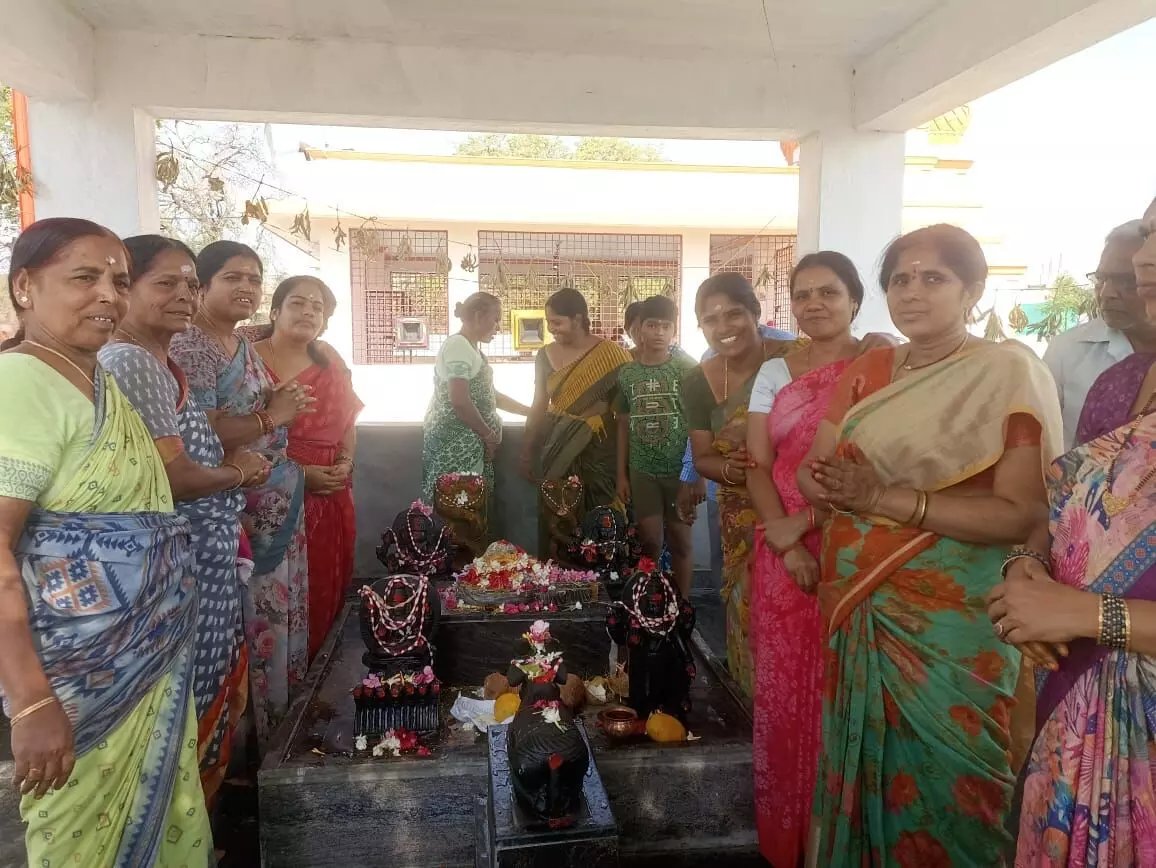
[791,251,865,319]
[623,300,644,331]
[545,286,591,334]
[879,224,987,292]
[455,291,501,322]
[122,235,197,282]
[2,217,124,350]
[638,294,678,324]
[694,271,761,319]
[196,240,262,287]
[264,275,338,368]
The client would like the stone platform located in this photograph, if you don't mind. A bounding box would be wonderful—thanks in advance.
[258,602,758,867]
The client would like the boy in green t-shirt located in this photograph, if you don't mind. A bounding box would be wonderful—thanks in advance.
[615,295,697,595]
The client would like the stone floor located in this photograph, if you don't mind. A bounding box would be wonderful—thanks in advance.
[0,589,731,868]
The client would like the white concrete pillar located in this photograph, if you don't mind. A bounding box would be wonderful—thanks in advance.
[680,229,711,360]
[25,99,159,237]
[797,129,905,334]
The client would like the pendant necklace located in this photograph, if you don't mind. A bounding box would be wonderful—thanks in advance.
[1103,389,1156,518]
[901,332,970,372]
[24,341,95,385]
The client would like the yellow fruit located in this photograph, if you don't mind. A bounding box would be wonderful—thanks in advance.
[645,712,686,743]
[494,692,521,723]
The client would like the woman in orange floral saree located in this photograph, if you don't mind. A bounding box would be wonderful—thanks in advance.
[800,226,1063,867]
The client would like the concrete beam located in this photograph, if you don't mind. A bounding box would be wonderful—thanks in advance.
[854,0,1156,131]
[0,0,94,100]
[95,30,851,139]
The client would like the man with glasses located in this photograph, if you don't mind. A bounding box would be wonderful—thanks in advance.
[1043,219,1156,448]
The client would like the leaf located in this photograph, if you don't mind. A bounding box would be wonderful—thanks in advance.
[289,206,312,242]
[460,249,478,273]
[241,197,269,226]
[207,176,225,193]
[435,244,452,277]
[332,222,347,252]
[982,309,1006,343]
[1007,303,1028,332]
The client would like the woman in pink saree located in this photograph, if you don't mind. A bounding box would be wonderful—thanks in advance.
[745,252,865,867]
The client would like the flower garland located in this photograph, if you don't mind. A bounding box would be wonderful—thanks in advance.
[359,577,430,655]
[436,472,485,512]
[456,542,596,593]
[615,562,680,638]
[352,667,441,701]
[540,475,583,517]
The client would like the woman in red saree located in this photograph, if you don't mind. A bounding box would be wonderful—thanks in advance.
[253,277,364,660]
[745,251,864,868]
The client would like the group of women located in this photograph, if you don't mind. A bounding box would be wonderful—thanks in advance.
[721,216,1156,867]
[0,218,361,866]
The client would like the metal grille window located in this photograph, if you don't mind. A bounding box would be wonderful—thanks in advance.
[478,231,681,361]
[709,234,797,333]
[350,229,450,364]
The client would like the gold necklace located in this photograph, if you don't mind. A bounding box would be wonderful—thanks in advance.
[901,332,970,371]
[24,341,96,385]
[1103,389,1156,517]
[723,339,770,401]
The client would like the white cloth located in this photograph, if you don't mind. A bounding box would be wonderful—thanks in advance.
[748,357,793,414]
[1042,318,1134,449]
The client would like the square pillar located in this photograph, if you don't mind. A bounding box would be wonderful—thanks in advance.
[25,99,159,237]
[797,130,905,334]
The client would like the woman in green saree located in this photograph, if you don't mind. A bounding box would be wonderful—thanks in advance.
[682,273,794,696]
[799,225,1063,867]
[0,219,210,866]
[523,287,632,559]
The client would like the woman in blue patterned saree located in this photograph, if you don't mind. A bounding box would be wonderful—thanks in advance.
[170,240,314,748]
[0,219,210,866]
[100,235,271,808]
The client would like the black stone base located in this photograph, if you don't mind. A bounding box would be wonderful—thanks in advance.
[480,722,618,868]
[259,603,756,867]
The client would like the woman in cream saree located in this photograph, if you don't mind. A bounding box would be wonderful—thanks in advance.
[801,226,1062,867]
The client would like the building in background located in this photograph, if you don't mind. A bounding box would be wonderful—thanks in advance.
[266,123,1041,423]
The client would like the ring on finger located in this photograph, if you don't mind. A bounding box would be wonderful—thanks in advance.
[994,622,1004,637]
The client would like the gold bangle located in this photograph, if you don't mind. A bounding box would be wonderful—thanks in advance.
[721,461,739,486]
[913,490,930,528]
[1125,600,1132,651]
[905,490,923,525]
[10,696,58,727]
[1097,596,1105,644]
[223,462,246,490]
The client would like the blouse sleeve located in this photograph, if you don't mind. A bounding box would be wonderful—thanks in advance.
[681,367,714,432]
[436,335,482,381]
[0,360,70,502]
[169,330,220,411]
[748,358,791,414]
[100,345,182,441]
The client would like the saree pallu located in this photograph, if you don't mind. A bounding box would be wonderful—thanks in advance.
[1017,356,1156,867]
[812,343,1063,868]
[179,330,309,749]
[536,340,631,559]
[751,359,848,868]
[7,374,209,867]
[285,361,363,661]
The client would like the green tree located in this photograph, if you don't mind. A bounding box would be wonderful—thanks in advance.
[1024,272,1098,340]
[573,137,664,162]
[456,133,665,163]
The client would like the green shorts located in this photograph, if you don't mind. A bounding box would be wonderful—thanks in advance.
[629,472,683,523]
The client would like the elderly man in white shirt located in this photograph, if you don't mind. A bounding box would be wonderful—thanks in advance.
[1044,219,1156,448]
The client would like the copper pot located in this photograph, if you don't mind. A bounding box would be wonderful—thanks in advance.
[598,706,641,741]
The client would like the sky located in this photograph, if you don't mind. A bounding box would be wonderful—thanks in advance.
[266,17,1156,285]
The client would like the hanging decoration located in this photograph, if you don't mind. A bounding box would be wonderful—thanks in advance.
[290,205,312,242]
[494,257,511,294]
[332,215,347,252]
[241,197,269,225]
[460,246,478,273]
[435,244,452,277]
[980,307,1007,342]
[393,231,414,261]
[1008,303,1029,333]
[354,224,384,260]
[207,176,225,193]
[155,152,180,192]
[754,264,773,289]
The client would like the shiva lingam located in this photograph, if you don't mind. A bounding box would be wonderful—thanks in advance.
[504,621,591,828]
[433,471,487,558]
[354,572,442,737]
[376,500,454,582]
[605,559,696,722]
[567,505,643,601]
